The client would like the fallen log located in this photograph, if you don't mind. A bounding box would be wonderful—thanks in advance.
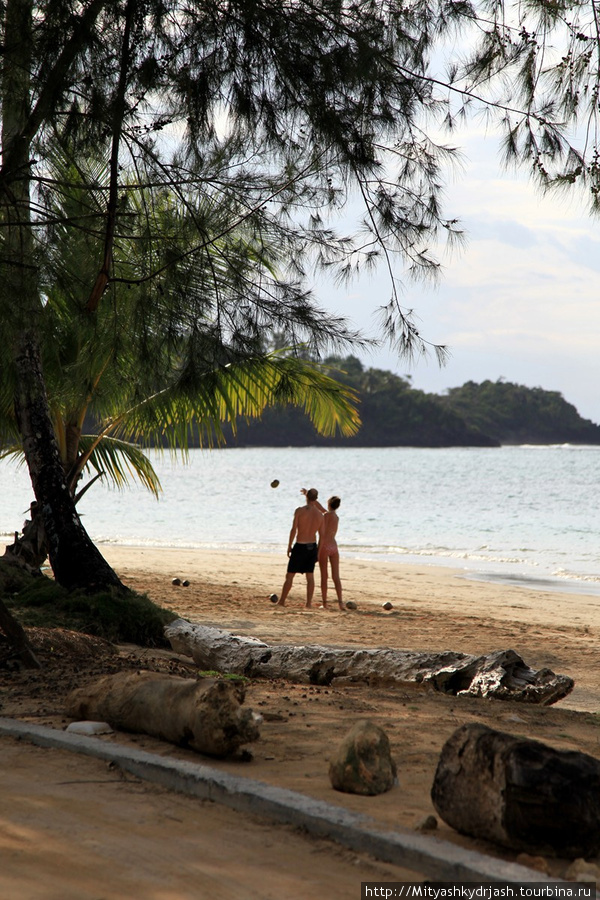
[164,620,573,705]
[431,722,600,858]
[65,670,261,758]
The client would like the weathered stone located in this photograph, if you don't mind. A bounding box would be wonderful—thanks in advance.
[65,671,261,758]
[431,723,600,858]
[415,814,438,832]
[165,620,573,704]
[329,719,397,796]
[66,720,114,736]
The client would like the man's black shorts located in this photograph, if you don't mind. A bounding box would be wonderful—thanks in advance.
[287,542,318,574]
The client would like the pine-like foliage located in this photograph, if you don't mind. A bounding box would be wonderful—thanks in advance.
[1,0,472,365]
[444,0,600,211]
[1,151,361,497]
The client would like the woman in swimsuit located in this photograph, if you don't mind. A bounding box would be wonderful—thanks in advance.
[318,496,344,610]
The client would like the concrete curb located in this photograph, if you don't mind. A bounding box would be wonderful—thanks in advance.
[0,717,565,883]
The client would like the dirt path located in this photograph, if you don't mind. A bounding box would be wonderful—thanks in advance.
[0,737,418,900]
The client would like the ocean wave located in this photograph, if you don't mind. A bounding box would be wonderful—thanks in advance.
[512,443,600,451]
[551,568,600,584]
[94,535,282,554]
[342,543,534,566]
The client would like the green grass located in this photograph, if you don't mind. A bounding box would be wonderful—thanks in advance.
[197,669,248,682]
[1,564,176,647]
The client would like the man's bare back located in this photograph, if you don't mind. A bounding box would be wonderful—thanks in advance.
[293,503,323,544]
[277,488,324,608]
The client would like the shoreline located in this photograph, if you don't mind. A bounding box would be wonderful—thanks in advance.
[5,537,597,627]
[97,543,600,631]
[85,539,600,598]
[4,502,600,598]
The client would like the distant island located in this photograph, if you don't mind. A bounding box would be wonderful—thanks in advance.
[222,356,600,448]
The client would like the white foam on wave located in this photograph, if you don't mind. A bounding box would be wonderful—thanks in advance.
[552,568,600,584]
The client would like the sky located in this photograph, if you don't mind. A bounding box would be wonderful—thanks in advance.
[318,126,600,425]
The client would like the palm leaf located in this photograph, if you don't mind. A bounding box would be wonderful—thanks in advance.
[0,444,27,463]
[76,435,162,497]
[105,352,361,450]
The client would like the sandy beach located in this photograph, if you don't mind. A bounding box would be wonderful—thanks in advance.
[102,544,600,711]
[2,543,600,897]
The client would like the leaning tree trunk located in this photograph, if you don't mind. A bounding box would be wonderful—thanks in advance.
[2,0,124,593]
[13,335,125,592]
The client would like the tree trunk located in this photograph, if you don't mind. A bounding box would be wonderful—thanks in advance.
[164,621,574,705]
[13,334,125,591]
[65,671,261,757]
[431,722,600,859]
[2,0,123,593]
[3,502,48,570]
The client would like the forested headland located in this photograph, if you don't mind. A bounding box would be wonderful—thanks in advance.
[221,358,600,448]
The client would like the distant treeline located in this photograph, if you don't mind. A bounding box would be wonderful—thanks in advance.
[221,357,600,447]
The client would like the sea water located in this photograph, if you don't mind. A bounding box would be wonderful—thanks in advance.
[2,445,600,594]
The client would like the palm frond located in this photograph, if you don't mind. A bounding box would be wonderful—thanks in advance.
[0,445,27,463]
[106,352,361,449]
[76,434,162,497]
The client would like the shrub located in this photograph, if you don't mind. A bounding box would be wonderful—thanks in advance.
[1,564,176,647]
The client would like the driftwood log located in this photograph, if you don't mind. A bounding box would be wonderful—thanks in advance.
[431,723,600,858]
[65,671,261,757]
[164,620,573,705]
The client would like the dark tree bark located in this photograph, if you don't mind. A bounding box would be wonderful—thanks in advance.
[13,335,125,591]
[3,506,48,570]
[2,0,123,593]
[431,723,600,858]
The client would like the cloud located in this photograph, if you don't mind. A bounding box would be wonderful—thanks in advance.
[317,125,600,423]
[464,217,539,249]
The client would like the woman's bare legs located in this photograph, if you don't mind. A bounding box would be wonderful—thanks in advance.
[319,550,343,609]
[329,553,344,609]
[318,550,329,607]
[329,552,343,609]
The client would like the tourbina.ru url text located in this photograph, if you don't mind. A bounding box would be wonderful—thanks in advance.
[361,884,595,899]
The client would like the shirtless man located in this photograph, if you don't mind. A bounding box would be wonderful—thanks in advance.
[318,496,343,610]
[277,488,324,608]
